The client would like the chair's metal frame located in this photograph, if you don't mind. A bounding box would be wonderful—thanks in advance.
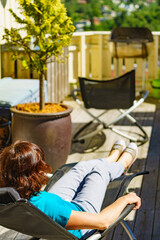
[72,79,149,144]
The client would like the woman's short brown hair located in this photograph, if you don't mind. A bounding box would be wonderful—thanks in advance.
[0,140,52,199]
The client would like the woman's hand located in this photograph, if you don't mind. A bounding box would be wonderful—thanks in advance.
[97,192,141,230]
[123,192,141,210]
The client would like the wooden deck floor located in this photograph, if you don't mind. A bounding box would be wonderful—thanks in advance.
[0,97,160,240]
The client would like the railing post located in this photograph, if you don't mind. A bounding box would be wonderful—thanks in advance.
[0,45,1,79]
[99,35,103,79]
[148,34,159,81]
[116,58,119,77]
[80,35,86,77]
[142,58,146,89]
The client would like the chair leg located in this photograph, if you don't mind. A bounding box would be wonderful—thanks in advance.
[72,108,148,144]
[120,220,136,240]
[72,110,107,143]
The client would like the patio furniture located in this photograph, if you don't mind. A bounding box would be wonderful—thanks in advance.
[72,70,148,144]
[109,27,154,89]
[0,162,148,240]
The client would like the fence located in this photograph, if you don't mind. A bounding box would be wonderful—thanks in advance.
[1,31,160,102]
[68,31,160,92]
[47,47,69,103]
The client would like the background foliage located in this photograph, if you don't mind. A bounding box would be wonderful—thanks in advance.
[63,0,160,31]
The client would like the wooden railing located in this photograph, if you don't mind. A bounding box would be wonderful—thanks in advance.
[68,31,160,92]
[1,31,160,102]
[0,1,160,101]
[47,47,69,103]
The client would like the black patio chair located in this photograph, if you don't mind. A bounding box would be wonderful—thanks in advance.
[0,162,148,240]
[72,69,148,144]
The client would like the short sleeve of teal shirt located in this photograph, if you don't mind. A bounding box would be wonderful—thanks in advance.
[29,191,84,239]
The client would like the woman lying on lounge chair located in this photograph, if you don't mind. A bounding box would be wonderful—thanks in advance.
[0,140,141,239]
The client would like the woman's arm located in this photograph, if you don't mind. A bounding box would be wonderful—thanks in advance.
[66,192,141,230]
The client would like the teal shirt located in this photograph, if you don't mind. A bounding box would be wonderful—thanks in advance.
[29,191,84,239]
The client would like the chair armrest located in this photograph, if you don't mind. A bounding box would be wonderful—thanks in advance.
[86,204,135,240]
[100,203,135,237]
[119,171,149,197]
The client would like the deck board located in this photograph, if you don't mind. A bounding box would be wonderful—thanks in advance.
[133,106,160,240]
[0,97,159,240]
[101,101,155,240]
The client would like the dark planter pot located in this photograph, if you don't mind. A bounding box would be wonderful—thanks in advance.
[10,104,72,173]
